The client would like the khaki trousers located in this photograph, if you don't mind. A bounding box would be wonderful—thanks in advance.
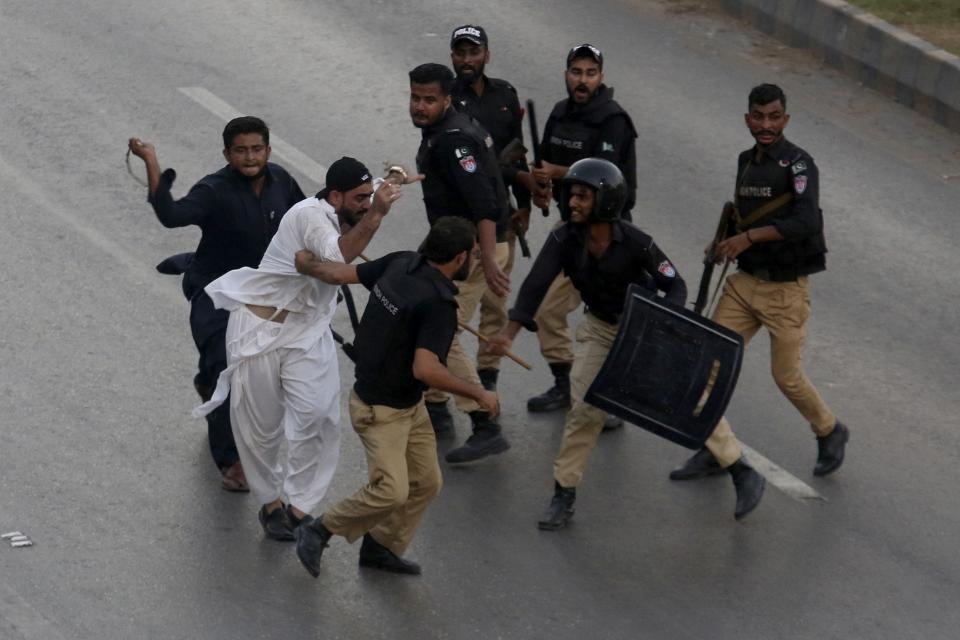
[534,274,582,365]
[477,235,516,370]
[553,313,618,488]
[322,392,442,556]
[425,240,511,411]
[704,272,837,467]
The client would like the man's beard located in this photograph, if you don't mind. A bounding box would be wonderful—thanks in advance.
[236,165,267,182]
[338,207,365,228]
[452,259,471,281]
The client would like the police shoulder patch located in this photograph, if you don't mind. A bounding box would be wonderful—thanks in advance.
[459,155,478,173]
[794,175,808,194]
[791,160,807,175]
[658,260,676,278]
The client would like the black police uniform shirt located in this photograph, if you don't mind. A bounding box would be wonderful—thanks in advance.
[451,75,531,210]
[509,220,687,329]
[352,251,459,410]
[541,85,638,219]
[732,136,827,281]
[416,107,510,237]
[149,162,305,299]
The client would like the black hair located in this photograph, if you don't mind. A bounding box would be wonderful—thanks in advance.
[748,83,787,111]
[420,217,476,263]
[222,116,270,149]
[409,63,456,96]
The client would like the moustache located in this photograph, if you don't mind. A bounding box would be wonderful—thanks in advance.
[575,84,589,93]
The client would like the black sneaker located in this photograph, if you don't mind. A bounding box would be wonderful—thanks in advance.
[258,504,296,542]
[358,534,421,575]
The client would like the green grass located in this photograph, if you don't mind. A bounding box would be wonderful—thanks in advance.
[847,0,960,54]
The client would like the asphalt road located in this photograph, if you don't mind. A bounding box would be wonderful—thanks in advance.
[1,1,959,638]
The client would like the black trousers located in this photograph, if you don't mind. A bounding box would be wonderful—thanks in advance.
[190,291,237,470]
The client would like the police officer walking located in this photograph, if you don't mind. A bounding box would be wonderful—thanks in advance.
[526,44,638,424]
[489,159,688,531]
[128,117,305,491]
[670,83,849,496]
[293,217,498,576]
[409,62,513,463]
[449,24,534,395]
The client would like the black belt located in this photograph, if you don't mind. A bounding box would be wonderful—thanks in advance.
[741,266,800,282]
[586,308,619,325]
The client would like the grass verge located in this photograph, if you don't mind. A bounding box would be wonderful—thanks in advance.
[846,0,960,55]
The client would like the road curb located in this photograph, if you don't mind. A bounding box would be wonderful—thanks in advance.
[718,0,960,131]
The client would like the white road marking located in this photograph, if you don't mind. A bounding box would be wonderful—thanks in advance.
[177,87,327,183]
[742,444,823,501]
[179,86,824,505]
[0,154,181,305]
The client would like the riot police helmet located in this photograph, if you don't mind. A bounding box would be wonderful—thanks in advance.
[560,158,626,222]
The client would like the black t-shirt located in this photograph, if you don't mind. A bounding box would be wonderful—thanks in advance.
[353,252,459,409]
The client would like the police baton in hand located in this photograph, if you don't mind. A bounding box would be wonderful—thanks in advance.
[358,253,532,370]
[525,100,551,218]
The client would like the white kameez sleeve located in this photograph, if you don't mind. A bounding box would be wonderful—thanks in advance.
[302,212,345,263]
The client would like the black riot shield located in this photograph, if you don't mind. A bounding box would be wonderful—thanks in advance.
[584,284,744,450]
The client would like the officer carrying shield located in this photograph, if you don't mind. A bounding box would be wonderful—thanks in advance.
[489,159,702,530]
[670,83,849,488]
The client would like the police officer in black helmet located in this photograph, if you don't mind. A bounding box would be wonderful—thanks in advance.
[489,159,686,531]
[525,44,639,425]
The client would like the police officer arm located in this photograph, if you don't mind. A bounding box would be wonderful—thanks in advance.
[644,241,688,307]
[294,251,359,284]
[338,182,403,263]
[487,231,565,354]
[412,349,499,417]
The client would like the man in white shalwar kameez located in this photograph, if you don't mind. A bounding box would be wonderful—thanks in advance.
[194,157,406,541]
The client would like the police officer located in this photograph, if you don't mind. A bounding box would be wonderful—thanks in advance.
[526,44,638,422]
[128,117,305,491]
[293,217,498,577]
[409,62,512,463]
[449,24,534,394]
[489,159,696,530]
[670,83,849,492]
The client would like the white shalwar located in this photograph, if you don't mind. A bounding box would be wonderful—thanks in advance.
[193,196,345,513]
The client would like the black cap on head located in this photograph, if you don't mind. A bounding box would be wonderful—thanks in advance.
[567,43,603,69]
[451,25,488,48]
[317,156,372,199]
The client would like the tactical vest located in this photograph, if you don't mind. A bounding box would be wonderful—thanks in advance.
[733,151,827,279]
[416,110,509,236]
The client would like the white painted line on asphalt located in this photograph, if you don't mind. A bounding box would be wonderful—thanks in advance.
[177,87,327,183]
[0,154,181,305]
[181,85,823,505]
[742,444,823,501]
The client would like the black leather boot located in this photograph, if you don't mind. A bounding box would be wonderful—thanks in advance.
[538,482,576,531]
[728,458,765,521]
[477,368,499,391]
[425,400,454,437]
[445,412,510,463]
[814,420,850,476]
[669,447,725,480]
[295,515,332,578]
[527,362,572,412]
